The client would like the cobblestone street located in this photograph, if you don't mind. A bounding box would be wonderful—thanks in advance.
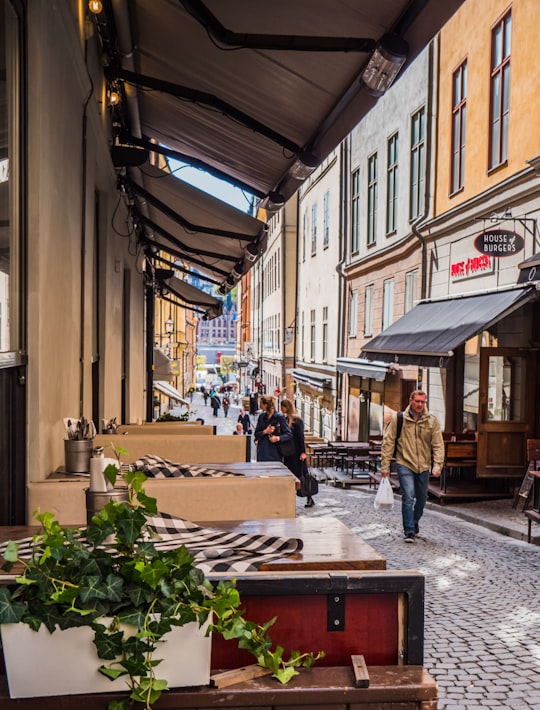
[296,484,540,709]
[194,394,540,708]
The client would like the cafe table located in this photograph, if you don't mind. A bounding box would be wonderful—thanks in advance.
[0,516,385,585]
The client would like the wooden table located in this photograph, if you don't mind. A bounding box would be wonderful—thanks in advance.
[0,516,386,584]
[208,517,386,571]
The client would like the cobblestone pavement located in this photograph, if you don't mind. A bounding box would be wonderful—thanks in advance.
[191,394,540,709]
[295,485,540,709]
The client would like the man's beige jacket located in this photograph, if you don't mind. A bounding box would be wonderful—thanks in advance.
[381,405,445,474]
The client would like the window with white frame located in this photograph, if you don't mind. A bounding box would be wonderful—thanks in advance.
[367,153,377,246]
[349,290,358,337]
[489,11,511,170]
[409,108,425,220]
[323,190,330,248]
[322,306,328,362]
[386,133,398,234]
[311,203,317,255]
[404,270,419,313]
[382,278,394,330]
[310,309,316,360]
[302,212,307,261]
[451,60,467,193]
[364,284,374,336]
[301,311,305,359]
[351,169,360,253]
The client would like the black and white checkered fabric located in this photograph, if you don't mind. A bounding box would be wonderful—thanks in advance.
[0,513,303,574]
[134,454,244,478]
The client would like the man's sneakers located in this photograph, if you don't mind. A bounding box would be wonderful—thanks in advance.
[414,522,420,535]
[404,533,415,543]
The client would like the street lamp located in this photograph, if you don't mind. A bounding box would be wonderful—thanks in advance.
[165,317,174,334]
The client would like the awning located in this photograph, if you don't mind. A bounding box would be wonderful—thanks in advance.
[362,287,537,368]
[154,381,190,407]
[129,164,266,282]
[157,273,223,319]
[292,368,333,392]
[106,1,465,207]
[153,347,174,382]
[336,358,390,380]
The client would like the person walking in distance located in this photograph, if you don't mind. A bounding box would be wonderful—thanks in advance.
[380,390,445,543]
[237,408,252,434]
[222,394,230,418]
[210,392,221,418]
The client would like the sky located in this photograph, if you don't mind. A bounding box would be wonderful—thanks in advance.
[168,159,254,213]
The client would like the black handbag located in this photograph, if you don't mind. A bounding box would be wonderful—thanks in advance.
[299,464,319,497]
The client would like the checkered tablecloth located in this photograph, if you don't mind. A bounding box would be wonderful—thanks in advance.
[0,512,303,574]
[134,454,245,478]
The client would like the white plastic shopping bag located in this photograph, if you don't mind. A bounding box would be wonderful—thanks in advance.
[374,476,394,511]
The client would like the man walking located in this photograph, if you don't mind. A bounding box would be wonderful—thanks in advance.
[380,390,445,543]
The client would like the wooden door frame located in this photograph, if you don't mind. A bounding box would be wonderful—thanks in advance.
[477,347,537,478]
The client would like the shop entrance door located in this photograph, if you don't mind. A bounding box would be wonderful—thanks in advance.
[477,348,536,477]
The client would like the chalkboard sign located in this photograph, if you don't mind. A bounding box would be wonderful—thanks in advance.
[513,470,535,510]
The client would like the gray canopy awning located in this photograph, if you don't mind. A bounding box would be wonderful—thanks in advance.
[154,380,190,407]
[362,287,537,368]
[106,1,465,208]
[336,358,390,380]
[130,165,266,282]
[157,274,223,319]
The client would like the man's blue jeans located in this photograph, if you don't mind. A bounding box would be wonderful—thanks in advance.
[396,465,431,535]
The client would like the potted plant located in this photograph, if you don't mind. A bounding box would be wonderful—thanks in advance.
[0,463,323,709]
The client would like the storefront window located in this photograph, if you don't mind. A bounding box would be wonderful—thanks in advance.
[487,355,525,422]
[0,0,21,359]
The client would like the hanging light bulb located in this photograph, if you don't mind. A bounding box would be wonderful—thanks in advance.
[88,0,103,14]
[108,85,121,106]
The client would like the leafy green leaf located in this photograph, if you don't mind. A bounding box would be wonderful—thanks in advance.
[2,540,19,563]
[0,588,25,623]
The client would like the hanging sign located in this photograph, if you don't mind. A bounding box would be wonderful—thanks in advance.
[474,229,524,257]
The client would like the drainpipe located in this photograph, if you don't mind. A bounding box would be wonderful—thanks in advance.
[335,136,349,440]
[411,38,436,389]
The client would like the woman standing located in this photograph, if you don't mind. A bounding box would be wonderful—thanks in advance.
[281,399,315,507]
[254,395,292,462]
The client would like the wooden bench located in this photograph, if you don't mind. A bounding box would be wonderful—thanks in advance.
[0,666,438,708]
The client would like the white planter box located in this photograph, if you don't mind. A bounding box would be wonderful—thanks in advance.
[1,619,211,698]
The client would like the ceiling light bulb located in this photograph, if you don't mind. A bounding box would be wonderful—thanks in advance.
[109,88,120,106]
[88,0,103,14]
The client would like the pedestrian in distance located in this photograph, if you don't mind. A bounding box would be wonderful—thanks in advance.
[202,389,209,407]
[222,394,230,417]
[210,393,221,418]
[380,389,445,543]
[280,399,315,508]
[237,408,252,435]
[254,395,292,462]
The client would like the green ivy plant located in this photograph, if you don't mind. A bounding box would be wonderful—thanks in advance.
[156,411,190,422]
[0,468,324,709]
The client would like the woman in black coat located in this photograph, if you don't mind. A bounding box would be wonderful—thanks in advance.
[281,399,314,507]
[254,395,292,462]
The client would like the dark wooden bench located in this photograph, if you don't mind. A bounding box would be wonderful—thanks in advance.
[0,665,438,708]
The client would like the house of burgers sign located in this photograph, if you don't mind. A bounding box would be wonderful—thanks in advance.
[474,229,525,257]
